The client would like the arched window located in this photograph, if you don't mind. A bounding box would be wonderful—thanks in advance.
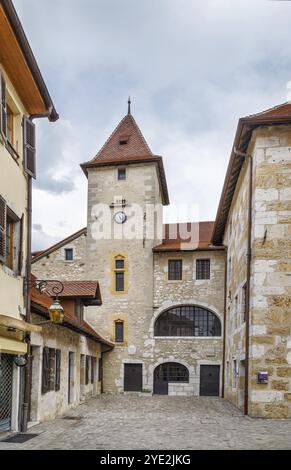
[154,305,221,337]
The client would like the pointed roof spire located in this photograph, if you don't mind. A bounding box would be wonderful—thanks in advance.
[127,96,131,115]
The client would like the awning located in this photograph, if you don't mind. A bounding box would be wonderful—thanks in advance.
[0,337,27,355]
[0,314,42,333]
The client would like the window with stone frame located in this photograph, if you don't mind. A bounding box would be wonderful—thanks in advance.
[65,248,74,261]
[196,259,210,280]
[168,259,182,280]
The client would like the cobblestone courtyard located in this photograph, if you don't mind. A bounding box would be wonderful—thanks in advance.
[1,395,291,450]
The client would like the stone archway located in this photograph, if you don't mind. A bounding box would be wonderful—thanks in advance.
[153,362,189,395]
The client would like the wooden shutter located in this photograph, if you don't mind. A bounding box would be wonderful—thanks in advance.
[0,73,7,140]
[42,347,49,394]
[55,349,61,391]
[0,196,6,263]
[23,117,36,178]
[91,357,95,384]
[17,214,24,275]
[49,348,56,391]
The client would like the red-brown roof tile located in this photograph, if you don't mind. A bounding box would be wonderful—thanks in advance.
[153,221,224,252]
[80,114,169,205]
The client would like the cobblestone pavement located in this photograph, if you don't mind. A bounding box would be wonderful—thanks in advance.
[1,395,291,450]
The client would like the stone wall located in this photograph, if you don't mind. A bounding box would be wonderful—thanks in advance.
[224,123,291,417]
[32,232,87,281]
[248,125,291,418]
[30,315,102,423]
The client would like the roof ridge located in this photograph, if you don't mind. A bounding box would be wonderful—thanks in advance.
[245,101,291,119]
[32,227,87,263]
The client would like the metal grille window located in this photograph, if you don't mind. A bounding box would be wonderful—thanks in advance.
[168,260,182,280]
[155,363,189,383]
[0,354,13,432]
[196,259,210,280]
[115,321,124,343]
[42,348,58,393]
[114,256,126,292]
[154,305,221,337]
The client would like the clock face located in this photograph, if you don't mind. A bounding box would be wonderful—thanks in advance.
[114,211,127,224]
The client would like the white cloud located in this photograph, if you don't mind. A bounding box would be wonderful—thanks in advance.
[12,0,291,249]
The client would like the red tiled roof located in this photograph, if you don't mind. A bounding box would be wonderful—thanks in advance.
[47,281,100,299]
[153,221,224,252]
[30,278,113,348]
[212,102,291,245]
[80,114,169,205]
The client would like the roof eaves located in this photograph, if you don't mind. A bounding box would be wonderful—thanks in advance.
[32,227,87,263]
[0,0,58,121]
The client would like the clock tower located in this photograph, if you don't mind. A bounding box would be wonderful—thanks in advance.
[80,105,169,392]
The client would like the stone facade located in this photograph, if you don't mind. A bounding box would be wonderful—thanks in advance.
[29,313,102,424]
[224,124,291,417]
[32,231,87,281]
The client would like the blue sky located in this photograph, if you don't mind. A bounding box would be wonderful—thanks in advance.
[13,0,291,250]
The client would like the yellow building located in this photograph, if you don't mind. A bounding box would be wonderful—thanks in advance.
[0,0,57,432]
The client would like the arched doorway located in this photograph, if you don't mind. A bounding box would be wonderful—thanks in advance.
[153,362,189,395]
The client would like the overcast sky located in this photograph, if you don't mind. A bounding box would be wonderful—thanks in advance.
[13,0,291,250]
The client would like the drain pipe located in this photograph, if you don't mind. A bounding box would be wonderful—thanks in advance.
[234,148,253,416]
[221,246,228,398]
[21,174,32,432]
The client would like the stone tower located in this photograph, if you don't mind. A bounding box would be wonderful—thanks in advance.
[81,107,169,392]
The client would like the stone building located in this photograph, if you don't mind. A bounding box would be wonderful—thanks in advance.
[29,279,113,424]
[212,103,291,418]
[0,0,57,433]
[32,101,291,418]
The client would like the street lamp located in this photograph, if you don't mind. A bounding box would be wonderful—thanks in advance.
[26,279,65,324]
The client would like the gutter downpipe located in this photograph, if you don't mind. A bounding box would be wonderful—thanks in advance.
[21,173,32,432]
[234,147,253,416]
[221,246,228,398]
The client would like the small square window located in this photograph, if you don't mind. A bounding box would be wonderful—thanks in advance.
[118,168,126,180]
[65,248,73,261]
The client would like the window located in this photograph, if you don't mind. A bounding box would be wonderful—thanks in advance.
[98,358,102,382]
[234,295,238,329]
[6,105,14,146]
[113,256,126,293]
[55,350,61,391]
[154,305,221,337]
[75,299,84,322]
[65,248,73,261]
[155,362,189,383]
[42,347,58,394]
[91,357,96,384]
[242,283,247,323]
[115,321,124,343]
[119,135,129,146]
[168,260,182,280]
[85,356,90,385]
[233,360,238,388]
[196,259,210,280]
[0,196,23,273]
[118,168,126,180]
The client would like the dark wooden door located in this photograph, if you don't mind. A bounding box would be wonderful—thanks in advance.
[200,365,220,396]
[153,365,168,395]
[124,364,142,391]
[68,352,74,404]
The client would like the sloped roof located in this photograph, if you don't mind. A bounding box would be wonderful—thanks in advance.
[30,282,113,349]
[153,221,224,252]
[48,280,101,299]
[212,102,291,246]
[80,113,169,205]
[32,227,87,263]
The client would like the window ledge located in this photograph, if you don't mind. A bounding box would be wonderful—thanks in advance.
[1,263,19,278]
[154,336,222,340]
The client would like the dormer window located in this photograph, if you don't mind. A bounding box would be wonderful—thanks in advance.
[119,135,129,145]
[118,168,126,180]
